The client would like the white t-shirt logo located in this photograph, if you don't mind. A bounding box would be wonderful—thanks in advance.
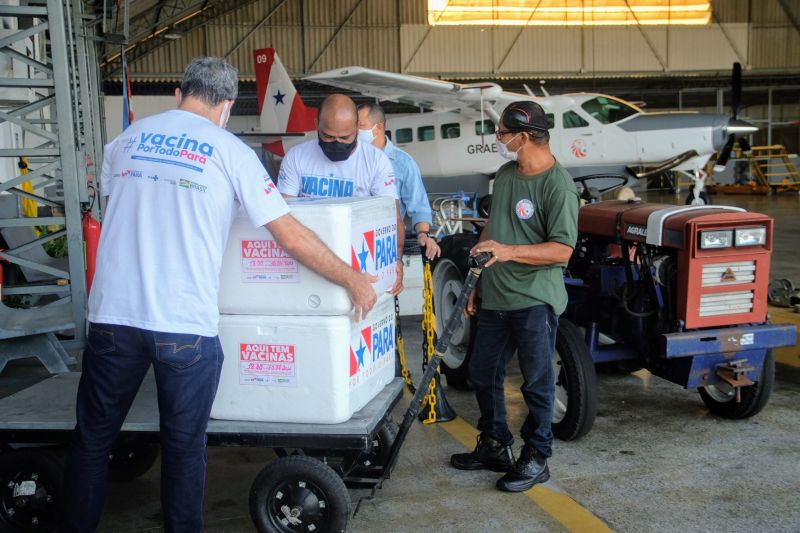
[515,199,535,220]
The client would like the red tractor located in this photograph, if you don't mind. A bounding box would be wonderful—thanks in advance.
[434,200,796,441]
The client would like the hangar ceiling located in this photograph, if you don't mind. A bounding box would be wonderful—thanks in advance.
[93,0,800,81]
[92,0,799,150]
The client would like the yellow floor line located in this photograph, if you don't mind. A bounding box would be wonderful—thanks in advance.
[440,417,615,533]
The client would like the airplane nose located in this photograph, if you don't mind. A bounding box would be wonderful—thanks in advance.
[725,118,758,135]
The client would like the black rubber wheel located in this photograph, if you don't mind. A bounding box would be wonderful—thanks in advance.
[552,319,598,441]
[250,455,350,533]
[108,444,159,482]
[0,449,63,532]
[698,350,775,419]
[344,419,398,486]
[434,233,480,390]
[477,194,492,218]
[685,190,711,205]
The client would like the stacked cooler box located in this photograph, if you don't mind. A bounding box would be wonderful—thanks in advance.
[211,196,398,424]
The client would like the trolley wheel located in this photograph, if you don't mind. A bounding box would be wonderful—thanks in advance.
[552,319,598,441]
[698,350,774,419]
[108,444,159,482]
[434,233,480,390]
[344,419,398,486]
[250,455,350,533]
[0,448,63,532]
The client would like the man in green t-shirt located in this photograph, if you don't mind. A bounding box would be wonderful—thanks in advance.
[450,101,579,493]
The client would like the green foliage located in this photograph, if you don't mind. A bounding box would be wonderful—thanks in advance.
[2,294,31,309]
[35,226,69,258]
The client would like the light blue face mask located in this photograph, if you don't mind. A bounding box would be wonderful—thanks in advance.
[357,125,376,145]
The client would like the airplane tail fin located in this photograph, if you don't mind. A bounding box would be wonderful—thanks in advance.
[253,48,317,156]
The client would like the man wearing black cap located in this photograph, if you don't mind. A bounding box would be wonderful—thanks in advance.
[450,101,579,492]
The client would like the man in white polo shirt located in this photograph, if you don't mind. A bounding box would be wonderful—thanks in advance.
[278,93,405,294]
[62,58,377,532]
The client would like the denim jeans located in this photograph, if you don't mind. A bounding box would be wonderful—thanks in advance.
[62,323,224,533]
[469,305,558,458]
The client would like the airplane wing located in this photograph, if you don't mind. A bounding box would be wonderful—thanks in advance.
[305,67,524,113]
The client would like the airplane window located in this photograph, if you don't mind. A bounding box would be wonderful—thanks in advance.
[418,125,435,142]
[563,111,589,129]
[581,96,639,124]
[475,120,495,136]
[396,128,412,144]
[441,123,461,139]
[386,130,392,141]
[546,113,555,129]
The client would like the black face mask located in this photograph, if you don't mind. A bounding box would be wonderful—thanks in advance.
[318,137,356,162]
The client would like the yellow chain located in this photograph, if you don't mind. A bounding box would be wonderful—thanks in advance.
[397,334,415,391]
[394,295,416,393]
[421,261,438,424]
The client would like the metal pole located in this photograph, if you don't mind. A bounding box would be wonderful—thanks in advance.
[48,0,88,346]
[767,87,773,146]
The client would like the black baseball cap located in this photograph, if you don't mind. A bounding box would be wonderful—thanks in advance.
[501,101,549,133]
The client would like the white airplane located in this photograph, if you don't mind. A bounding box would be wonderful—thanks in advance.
[249,48,756,202]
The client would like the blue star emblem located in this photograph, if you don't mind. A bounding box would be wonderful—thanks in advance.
[357,242,369,273]
[355,340,366,368]
[273,90,286,105]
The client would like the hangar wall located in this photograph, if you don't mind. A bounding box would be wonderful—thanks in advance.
[124,0,800,81]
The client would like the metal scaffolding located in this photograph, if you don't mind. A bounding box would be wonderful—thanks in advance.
[1,0,104,371]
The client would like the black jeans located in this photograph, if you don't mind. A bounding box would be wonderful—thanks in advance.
[469,305,558,457]
[62,323,224,532]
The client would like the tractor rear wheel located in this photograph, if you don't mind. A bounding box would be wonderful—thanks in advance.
[434,233,479,390]
[698,350,774,419]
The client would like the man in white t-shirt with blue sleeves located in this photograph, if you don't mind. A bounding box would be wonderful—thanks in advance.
[62,58,377,532]
[278,93,405,295]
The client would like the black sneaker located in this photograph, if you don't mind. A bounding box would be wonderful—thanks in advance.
[450,433,515,472]
[496,445,550,492]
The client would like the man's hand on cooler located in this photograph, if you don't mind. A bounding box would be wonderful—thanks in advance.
[418,232,441,261]
[389,260,404,296]
[470,240,511,268]
[347,272,378,321]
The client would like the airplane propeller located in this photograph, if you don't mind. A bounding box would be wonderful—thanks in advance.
[715,62,756,170]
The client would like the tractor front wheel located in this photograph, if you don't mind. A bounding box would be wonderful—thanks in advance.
[698,350,774,419]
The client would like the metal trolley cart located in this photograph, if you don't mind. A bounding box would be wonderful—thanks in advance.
[0,254,495,533]
[0,373,404,533]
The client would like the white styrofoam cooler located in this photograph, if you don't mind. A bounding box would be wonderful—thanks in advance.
[211,294,396,424]
[397,254,424,316]
[219,196,398,316]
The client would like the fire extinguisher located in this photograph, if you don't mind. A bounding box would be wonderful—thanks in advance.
[83,211,101,295]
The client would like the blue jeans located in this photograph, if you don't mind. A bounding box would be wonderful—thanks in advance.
[469,305,558,458]
[62,323,223,532]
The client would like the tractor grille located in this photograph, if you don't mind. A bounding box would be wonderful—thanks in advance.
[699,291,754,317]
[701,261,756,287]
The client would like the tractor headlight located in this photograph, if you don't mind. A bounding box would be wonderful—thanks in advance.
[700,230,733,249]
[735,227,767,247]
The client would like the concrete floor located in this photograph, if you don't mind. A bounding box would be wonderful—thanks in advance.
[1,188,799,532]
[87,317,800,533]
